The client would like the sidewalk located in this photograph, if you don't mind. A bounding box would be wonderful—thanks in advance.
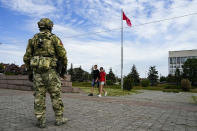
[0,89,197,131]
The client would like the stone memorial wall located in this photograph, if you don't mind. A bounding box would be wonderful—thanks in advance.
[0,74,76,93]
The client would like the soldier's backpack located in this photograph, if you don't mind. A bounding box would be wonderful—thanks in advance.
[30,32,57,72]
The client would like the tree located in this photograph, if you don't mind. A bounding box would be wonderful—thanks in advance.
[4,64,20,75]
[106,68,116,84]
[0,63,4,73]
[167,74,176,83]
[123,76,133,91]
[75,66,83,82]
[181,79,191,91]
[68,65,91,82]
[182,58,197,86]
[160,76,167,82]
[175,68,181,87]
[148,66,159,86]
[127,65,140,86]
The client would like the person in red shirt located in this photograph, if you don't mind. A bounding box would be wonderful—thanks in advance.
[98,67,107,97]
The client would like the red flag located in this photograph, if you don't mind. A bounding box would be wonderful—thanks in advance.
[122,11,132,27]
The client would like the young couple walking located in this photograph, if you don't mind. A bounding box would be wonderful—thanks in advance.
[88,65,107,97]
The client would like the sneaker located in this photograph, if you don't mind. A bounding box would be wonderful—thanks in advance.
[97,94,102,97]
[104,92,108,96]
[55,117,68,126]
[88,93,93,96]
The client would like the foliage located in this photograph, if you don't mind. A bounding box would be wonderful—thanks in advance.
[175,68,181,87]
[190,88,197,93]
[123,77,133,91]
[106,80,114,85]
[160,76,167,82]
[67,64,91,82]
[148,66,159,86]
[0,63,27,75]
[19,64,27,75]
[141,79,150,87]
[4,64,20,75]
[0,63,4,73]
[106,68,116,84]
[182,58,197,86]
[164,84,180,89]
[68,63,74,81]
[166,74,176,83]
[181,79,191,91]
[127,65,140,86]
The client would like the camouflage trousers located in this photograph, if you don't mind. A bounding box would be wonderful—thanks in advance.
[33,69,64,122]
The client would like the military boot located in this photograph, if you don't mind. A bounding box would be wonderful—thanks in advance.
[36,119,46,128]
[55,116,68,126]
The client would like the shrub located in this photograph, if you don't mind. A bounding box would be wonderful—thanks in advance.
[181,79,191,91]
[4,64,20,75]
[0,63,4,73]
[106,80,114,86]
[164,84,180,89]
[141,79,150,87]
[123,77,133,91]
[160,76,167,82]
[166,74,176,83]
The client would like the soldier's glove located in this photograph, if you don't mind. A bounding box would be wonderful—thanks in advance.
[28,73,33,82]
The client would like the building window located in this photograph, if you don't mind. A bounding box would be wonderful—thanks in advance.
[177,57,180,64]
[173,57,176,64]
[170,58,173,64]
[170,57,176,64]
[181,57,187,64]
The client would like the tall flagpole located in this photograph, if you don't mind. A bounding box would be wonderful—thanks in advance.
[121,9,123,90]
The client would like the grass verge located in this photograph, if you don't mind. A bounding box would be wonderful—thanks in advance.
[73,86,139,96]
[192,96,197,104]
[72,82,197,95]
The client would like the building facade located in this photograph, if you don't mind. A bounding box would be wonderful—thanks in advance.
[168,49,197,75]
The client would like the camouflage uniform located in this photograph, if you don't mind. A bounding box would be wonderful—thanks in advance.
[23,18,67,127]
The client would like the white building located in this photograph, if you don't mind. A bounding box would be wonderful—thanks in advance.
[168,49,197,75]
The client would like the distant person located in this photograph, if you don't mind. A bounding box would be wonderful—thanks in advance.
[98,67,107,97]
[23,18,68,128]
[88,65,100,96]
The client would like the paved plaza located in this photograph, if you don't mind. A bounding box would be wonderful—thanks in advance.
[0,89,197,131]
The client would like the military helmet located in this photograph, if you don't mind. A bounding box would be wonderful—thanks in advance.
[37,18,53,29]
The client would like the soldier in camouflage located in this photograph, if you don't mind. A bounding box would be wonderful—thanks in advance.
[23,18,68,128]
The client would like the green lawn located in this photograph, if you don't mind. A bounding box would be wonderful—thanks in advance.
[72,82,197,96]
[133,84,197,93]
[72,82,139,96]
[74,86,139,96]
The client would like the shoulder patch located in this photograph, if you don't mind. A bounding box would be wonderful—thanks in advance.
[60,41,63,45]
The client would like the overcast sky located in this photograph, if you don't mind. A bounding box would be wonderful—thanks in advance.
[0,0,197,77]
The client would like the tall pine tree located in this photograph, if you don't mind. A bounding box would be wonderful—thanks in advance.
[148,66,159,86]
[106,68,116,84]
[127,65,140,86]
